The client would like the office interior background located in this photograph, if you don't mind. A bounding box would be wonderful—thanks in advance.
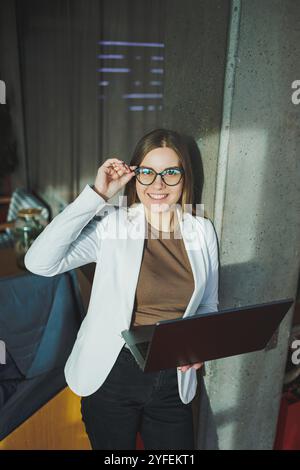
[0,0,300,450]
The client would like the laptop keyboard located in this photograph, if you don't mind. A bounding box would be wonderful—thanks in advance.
[136,341,149,358]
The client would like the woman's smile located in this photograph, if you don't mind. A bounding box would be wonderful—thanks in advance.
[147,193,169,200]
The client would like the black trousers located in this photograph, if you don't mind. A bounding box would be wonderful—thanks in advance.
[80,345,195,450]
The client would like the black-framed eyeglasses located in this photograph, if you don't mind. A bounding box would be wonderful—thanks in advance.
[134,166,184,186]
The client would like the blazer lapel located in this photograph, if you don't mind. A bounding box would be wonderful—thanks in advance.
[121,203,147,329]
[176,205,207,318]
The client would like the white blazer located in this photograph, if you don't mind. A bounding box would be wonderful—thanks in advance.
[24,183,219,404]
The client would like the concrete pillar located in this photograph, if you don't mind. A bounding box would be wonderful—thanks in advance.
[197,0,300,449]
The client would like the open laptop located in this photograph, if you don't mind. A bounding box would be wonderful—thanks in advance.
[121,298,294,372]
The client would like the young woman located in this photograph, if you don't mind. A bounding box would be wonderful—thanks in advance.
[24,128,219,450]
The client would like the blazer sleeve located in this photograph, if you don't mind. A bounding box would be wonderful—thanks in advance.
[24,184,112,277]
[197,218,220,314]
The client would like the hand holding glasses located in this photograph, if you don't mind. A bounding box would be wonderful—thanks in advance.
[93,158,137,200]
[93,159,185,201]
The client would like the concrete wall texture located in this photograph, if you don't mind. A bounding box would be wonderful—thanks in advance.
[197,0,300,449]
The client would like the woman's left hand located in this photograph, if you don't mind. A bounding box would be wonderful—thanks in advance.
[178,362,204,372]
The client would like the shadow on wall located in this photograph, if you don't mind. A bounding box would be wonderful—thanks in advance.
[195,255,297,450]
[183,134,205,212]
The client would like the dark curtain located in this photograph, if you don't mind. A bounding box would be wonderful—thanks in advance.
[0,0,27,193]
[1,0,167,214]
[15,0,104,202]
[0,0,229,218]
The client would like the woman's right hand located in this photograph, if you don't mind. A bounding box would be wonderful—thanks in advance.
[93,158,137,201]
